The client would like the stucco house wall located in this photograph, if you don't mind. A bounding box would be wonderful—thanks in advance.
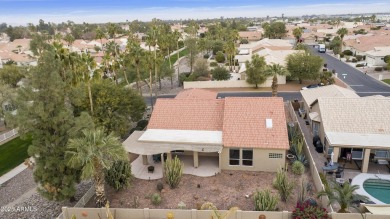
[220,148,286,172]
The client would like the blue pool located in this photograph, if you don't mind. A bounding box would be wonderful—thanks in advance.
[363,179,390,204]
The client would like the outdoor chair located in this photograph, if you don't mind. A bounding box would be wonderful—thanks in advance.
[335,165,345,178]
[148,166,154,173]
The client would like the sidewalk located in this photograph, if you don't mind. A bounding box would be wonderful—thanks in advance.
[0,162,27,185]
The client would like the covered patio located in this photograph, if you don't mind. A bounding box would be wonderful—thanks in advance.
[123,131,222,180]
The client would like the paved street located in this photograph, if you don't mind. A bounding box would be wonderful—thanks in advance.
[144,92,302,105]
[309,47,390,96]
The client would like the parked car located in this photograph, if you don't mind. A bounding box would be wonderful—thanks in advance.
[301,84,322,90]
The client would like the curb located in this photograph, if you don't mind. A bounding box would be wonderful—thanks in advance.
[0,162,28,186]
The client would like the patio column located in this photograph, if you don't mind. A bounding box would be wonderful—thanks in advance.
[218,151,222,172]
[142,155,148,165]
[161,153,165,177]
[193,151,199,168]
[362,148,371,173]
[333,147,340,163]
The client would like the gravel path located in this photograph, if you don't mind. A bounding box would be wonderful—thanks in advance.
[0,180,93,219]
[0,168,36,207]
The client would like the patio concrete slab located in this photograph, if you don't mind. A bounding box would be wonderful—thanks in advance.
[131,154,220,180]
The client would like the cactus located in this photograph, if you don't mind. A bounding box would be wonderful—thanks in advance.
[297,180,306,205]
[253,189,279,211]
[164,156,184,189]
[104,160,133,191]
[273,168,294,202]
[151,193,162,205]
[292,161,305,175]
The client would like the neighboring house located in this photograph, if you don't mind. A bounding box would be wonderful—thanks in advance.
[344,34,390,56]
[300,85,359,144]
[300,85,390,173]
[239,31,262,41]
[123,89,289,173]
[365,47,390,67]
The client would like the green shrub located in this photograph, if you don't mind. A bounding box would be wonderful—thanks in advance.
[157,182,164,192]
[105,160,133,191]
[210,62,218,67]
[203,54,210,59]
[253,189,279,211]
[292,161,305,175]
[356,64,364,67]
[215,51,225,63]
[319,172,329,190]
[375,67,383,72]
[351,58,357,63]
[384,55,390,63]
[164,156,184,189]
[151,193,161,205]
[136,120,148,130]
[240,38,249,44]
[178,40,184,48]
[273,168,294,202]
[356,55,363,61]
[340,53,344,58]
[211,66,230,81]
[292,201,330,219]
[384,66,388,71]
[343,50,353,56]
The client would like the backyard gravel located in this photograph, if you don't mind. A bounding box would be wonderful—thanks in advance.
[0,180,93,219]
[0,168,36,207]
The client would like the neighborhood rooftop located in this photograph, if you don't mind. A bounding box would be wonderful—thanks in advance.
[300,84,360,106]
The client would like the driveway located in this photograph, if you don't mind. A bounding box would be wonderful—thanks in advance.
[308,47,390,96]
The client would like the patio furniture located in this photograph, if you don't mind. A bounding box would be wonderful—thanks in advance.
[148,166,154,173]
[377,159,390,172]
[335,166,345,178]
[287,154,296,163]
[336,178,346,186]
[322,163,339,174]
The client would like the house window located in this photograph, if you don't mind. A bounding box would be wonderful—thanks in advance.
[242,149,253,166]
[269,153,283,159]
[229,149,240,165]
[375,150,388,159]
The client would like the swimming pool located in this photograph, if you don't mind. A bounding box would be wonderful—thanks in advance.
[363,179,390,204]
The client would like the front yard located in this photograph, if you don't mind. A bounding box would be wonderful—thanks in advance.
[87,166,317,212]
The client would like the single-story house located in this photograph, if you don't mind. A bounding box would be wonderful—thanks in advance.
[300,85,359,146]
[344,34,390,56]
[123,89,289,173]
[365,47,390,67]
[301,85,390,173]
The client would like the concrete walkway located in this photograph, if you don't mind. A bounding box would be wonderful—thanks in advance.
[131,154,220,180]
[0,162,28,186]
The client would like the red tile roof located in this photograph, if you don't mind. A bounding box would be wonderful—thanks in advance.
[148,99,225,131]
[147,89,289,150]
[222,97,289,149]
[175,89,218,100]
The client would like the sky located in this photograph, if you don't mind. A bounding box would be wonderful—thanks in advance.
[0,0,390,25]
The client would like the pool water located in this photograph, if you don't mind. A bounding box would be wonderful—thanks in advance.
[363,179,390,204]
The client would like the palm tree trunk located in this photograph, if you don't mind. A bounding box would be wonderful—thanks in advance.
[177,42,180,87]
[88,82,94,114]
[149,68,153,111]
[272,75,278,97]
[136,64,142,95]
[154,45,159,97]
[94,162,106,207]
[168,49,173,89]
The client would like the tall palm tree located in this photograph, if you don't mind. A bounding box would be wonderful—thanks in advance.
[336,28,348,52]
[224,41,236,71]
[317,181,369,213]
[66,128,127,207]
[173,30,182,87]
[293,28,303,45]
[95,27,106,51]
[266,64,290,97]
[126,38,144,94]
[144,51,155,110]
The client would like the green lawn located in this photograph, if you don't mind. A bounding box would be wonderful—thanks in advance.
[382,79,390,85]
[166,48,189,66]
[0,136,32,176]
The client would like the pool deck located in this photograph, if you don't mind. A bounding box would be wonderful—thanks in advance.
[352,173,390,204]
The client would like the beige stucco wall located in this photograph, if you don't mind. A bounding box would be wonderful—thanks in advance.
[183,75,286,89]
[220,148,286,172]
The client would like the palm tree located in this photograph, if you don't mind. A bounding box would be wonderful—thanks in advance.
[336,28,348,52]
[224,41,236,71]
[266,64,289,97]
[95,27,106,51]
[293,28,303,45]
[66,128,127,207]
[144,51,155,110]
[63,33,75,48]
[173,30,182,87]
[127,39,144,94]
[317,181,369,213]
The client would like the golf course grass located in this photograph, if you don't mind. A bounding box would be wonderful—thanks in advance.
[0,135,32,176]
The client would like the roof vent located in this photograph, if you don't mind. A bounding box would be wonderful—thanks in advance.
[266,119,273,129]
